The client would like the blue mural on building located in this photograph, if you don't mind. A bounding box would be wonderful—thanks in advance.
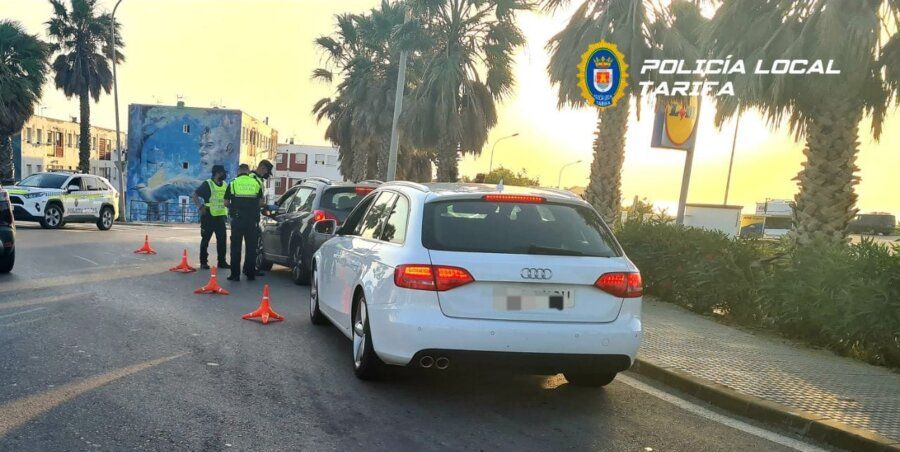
[126,105,241,221]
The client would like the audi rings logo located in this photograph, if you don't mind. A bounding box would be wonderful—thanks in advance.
[520,268,553,280]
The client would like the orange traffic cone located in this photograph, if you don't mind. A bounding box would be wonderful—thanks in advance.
[194,267,230,295]
[134,235,157,254]
[242,285,284,324]
[169,249,197,273]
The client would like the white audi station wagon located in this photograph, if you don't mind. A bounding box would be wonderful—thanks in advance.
[309,182,643,386]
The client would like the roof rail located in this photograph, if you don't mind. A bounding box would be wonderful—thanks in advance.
[541,187,581,200]
[303,176,332,185]
[358,179,384,185]
[382,181,429,192]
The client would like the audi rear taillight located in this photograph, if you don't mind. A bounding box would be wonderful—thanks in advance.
[394,264,474,291]
[594,272,642,298]
[482,194,545,204]
[312,209,337,223]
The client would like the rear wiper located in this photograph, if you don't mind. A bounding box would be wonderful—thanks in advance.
[526,245,585,256]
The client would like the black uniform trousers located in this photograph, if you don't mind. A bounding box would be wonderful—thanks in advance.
[229,215,259,278]
[199,213,227,266]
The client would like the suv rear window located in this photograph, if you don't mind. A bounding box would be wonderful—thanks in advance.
[320,187,368,221]
[422,199,620,257]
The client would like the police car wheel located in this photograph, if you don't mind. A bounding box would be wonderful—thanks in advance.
[41,204,63,229]
[97,207,114,230]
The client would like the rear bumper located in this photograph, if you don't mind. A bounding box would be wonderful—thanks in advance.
[367,298,642,371]
[409,350,632,374]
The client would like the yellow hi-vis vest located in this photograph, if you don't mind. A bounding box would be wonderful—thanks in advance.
[230,174,261,197]
[205,179,227,216]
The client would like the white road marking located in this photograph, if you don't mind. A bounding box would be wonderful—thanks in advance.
[73,255,99,266]
[0,317,49,328]
[617,374,825,452]
[0,307,47,320]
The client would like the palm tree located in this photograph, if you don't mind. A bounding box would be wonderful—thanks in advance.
[543,0,653,223]
[313,3,423,181]
[0,21,48,182]
[705,0,898,247]
[45,0,124,174]
[404,0,529,182]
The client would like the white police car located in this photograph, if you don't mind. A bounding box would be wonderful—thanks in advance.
[7,172,119,230]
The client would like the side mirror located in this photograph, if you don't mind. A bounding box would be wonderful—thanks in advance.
[314,219,337,236]
[67,185,80,193]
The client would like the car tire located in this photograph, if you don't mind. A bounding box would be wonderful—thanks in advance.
[352,293,384,380]
[309,264,327,326]
[564,372,617,387]
[40,204,64,229]
[0,249,13,274]
[97,206,114,230]
[291,244,310,286]
[256,236,273,271]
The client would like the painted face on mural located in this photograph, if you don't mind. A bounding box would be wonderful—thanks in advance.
[199,126,237,173]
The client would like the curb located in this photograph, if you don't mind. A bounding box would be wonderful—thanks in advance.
[631,359,900,452]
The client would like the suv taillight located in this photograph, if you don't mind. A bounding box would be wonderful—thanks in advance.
[312,209,337,223]
[594,272,642,298]
[394,264,474,291]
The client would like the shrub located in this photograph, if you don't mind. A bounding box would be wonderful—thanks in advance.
[616,221,900,367]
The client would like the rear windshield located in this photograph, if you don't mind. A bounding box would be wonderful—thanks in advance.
[320,187,368,221]
[422,199,620,257]
[18,173,68,189]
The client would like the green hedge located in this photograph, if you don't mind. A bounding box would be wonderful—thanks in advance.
[616,221,900,368]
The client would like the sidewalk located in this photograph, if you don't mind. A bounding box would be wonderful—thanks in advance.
[638,299,900,448]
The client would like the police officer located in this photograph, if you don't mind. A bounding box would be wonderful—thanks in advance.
[224,162,270,281]
[192,165,230,270]
[249,159,274,276]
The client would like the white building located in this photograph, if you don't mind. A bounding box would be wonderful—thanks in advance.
[15,115,126,188]
[273,143,343,195]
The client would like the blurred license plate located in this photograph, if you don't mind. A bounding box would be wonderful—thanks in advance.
[494,287,575,311]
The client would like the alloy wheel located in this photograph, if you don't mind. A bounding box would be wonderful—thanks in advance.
[353,299,367,369]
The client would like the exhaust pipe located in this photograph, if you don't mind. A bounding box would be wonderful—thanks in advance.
[435,357,450,370]
[419,356,434,368]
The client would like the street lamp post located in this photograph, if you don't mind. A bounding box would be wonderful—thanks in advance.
[557,160,582,189]
[109,0,125,222]
[487,132,519,175]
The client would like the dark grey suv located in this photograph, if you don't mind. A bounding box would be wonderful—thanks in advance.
[257,178,380,284]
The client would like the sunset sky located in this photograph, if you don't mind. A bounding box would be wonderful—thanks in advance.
[4,0,898,216]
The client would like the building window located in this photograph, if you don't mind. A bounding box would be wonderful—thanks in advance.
[183,124,190,134]
[276,153,285,164]
[67,133,72,147]
[26,164,32,176]
[26,127,32,143]
[314,154,326,165]
[92,136,97,150]
[36,165,42,172]
[326,155,337,166]
[75,134,79,145]
[36,129,42,144]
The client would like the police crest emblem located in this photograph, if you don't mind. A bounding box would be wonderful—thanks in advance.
[578,40,628,109]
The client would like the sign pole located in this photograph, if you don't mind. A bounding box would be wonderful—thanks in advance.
[676,147,694,225]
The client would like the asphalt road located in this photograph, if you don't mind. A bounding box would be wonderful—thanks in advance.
[0,223,828,451]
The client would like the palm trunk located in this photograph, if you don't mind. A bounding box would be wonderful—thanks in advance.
[78,88,91,173]
[349,138,369,182]
[376,133,391,181]
[584,99,629,225]
[0,135,13,182]
[790,97,862,247]
[435,136,458,182]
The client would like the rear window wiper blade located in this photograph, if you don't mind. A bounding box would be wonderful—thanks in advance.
[526,245,585,256]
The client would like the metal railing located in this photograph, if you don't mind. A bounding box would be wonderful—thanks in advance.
[128,199,200,223]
